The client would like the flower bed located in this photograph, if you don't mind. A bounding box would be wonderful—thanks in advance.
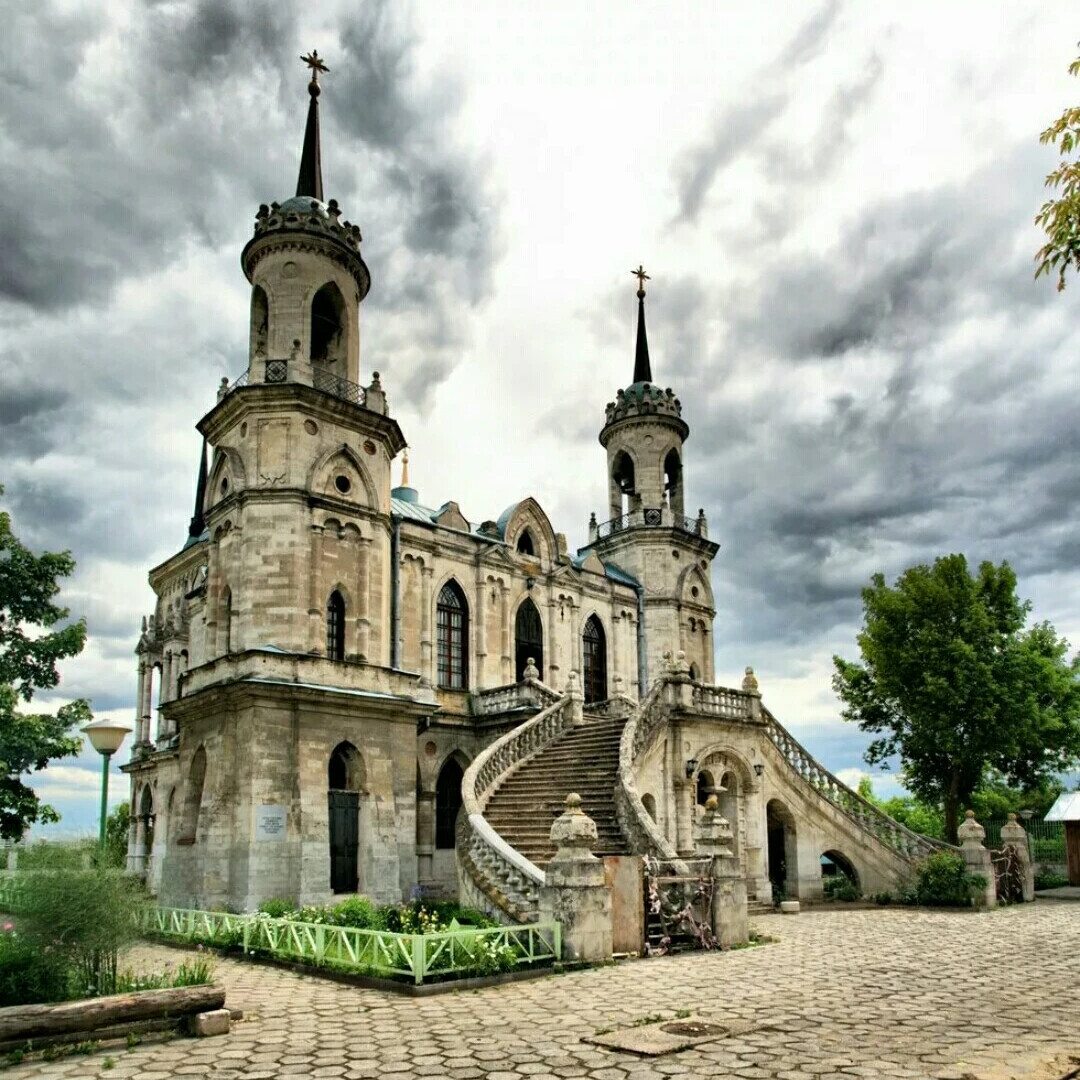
[145,904,561,986]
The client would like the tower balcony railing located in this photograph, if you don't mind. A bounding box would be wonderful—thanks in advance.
[220,359,369,410]
[593,507,707,541]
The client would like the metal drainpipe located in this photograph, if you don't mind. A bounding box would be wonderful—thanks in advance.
[390,514,401,669]
[634,581,647,697]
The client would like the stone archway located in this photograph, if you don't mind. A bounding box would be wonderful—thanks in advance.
[767,798,799,900]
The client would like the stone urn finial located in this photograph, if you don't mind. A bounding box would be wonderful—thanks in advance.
[524,657,539,681]
[742,666,759,694]
[957,809,986,847]
[549,793,599,861]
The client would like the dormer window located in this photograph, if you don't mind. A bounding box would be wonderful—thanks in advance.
[516,529,535,556]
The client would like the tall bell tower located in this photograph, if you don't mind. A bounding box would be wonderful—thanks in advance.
[583,268,719,685]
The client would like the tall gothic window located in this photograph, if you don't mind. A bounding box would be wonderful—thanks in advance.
[436,581,468,689]
[582,614,607,704]
[516,529,535,556]
[515,598,543,682]
[327,590,346,661]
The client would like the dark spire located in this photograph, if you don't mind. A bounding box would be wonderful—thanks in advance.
[631,264,652,384]
[296,50,329,201]
[188,440,208,540]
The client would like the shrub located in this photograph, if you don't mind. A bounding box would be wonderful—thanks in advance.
[913,852,984,907]
[1033,869,1069,890]
[257,898,297,919]
[823,875,860,902]
[329,897,377,928]
[0,924,73,1006]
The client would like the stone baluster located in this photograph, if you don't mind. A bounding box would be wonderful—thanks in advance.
[694,794,749,946]
[957,810,998,908]
[539,794,613,962]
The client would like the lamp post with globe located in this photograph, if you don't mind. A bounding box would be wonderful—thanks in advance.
[81,720,132,849]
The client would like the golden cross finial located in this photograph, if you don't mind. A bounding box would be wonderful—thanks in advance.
[301,51,329,80]
[632,264,650,296]
[401,449,410,488]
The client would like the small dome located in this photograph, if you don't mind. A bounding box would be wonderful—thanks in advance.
[392,485,419,504]
[277,195,329,218]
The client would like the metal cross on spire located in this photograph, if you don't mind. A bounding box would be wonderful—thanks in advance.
[301,50,329,81]
[632,264,650,297]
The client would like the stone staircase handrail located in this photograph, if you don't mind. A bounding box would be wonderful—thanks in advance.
[691,684,756,720]
[460,691,575,921]
[761,706,955,860]
[614,680,686,866]
[471,678,561,717]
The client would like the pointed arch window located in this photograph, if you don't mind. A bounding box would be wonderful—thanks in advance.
[664,448,683,515]
[311,282,346,364]
[516,529,535,556]
[435,758,465,849]
[327,590,346,661]
[515,598,543,682]
[582,614,607,704]
[436,581,469,690]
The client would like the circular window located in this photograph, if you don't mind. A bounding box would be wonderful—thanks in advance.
[691,586,699,598]
[335,475,352,495]
[304,419,318,436]
[220,477,229,495]
[363,440,377,456]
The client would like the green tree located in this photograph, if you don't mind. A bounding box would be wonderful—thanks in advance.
[104,801,130,869]
[0,486,89,839]
[833,555,1080,843]
[1035,44,1080,291]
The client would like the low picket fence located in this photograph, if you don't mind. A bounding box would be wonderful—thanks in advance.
[146,907,561,986]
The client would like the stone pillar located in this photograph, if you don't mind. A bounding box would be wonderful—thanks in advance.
[133,814,148,876]
[135,661,147,743]
[694,795,749,946]
[539,794,613,963]
[1000,813,1035,902]
[957,810,997,908]
[420,566,434,685]
[742,667,761,722]
[415,790,435,887]
[126,816,139,873]
[308,523,325,652]
[673,779,695,856]
[565,670,584,725]
[474,572,487,691]
[356,537,370,662]
[499,584,511,684]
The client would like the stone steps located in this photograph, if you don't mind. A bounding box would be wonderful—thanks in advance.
[484,717,630,868]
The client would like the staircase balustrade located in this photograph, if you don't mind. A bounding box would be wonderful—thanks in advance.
[471,679,560,717]
[691,684,756,720]
[459,692,575,922]
[614,682,685,866]
[761,706,952,860]
[585,695,637,719]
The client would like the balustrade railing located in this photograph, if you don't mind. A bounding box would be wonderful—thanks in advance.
[614,682,686,866]
[691,684,755,720]
[313,367,366,406]
[761,707,951,860]
[471,679,561,717]
[584,695,636,719]
[594,509,704,540]
[459,693,575,922]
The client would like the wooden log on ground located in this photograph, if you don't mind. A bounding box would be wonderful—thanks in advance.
[0,984,225,1043]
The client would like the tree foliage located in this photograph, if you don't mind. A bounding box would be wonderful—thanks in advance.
[1035,45,1080,290]
[0,486,89,839]
[834,555,1080,843]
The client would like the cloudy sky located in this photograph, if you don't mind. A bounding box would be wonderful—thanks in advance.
[3,0,1079,836]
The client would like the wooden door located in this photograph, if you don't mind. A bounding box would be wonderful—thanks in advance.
[328,790,359,894]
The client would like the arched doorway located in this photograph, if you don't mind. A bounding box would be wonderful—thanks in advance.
[435,759,464,849]
[328,742,364,894]
[515,598,543,682]
[582,614,607,703]
[767,798,799,900]
[821,850,859,888]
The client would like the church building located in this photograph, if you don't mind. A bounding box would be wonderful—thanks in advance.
[123,55,717,911]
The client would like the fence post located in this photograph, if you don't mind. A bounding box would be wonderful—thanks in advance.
[957,811,997,908]
[999,813,1035,902]
[539,794,612,962]
[243,916,251,954]
[412,933,424,985]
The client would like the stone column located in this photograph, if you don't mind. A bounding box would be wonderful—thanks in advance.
[126,816,139,872]
[499,584,511,684]
[546,591,561,687]
[694,795,749,946]
[356,537,371,662]
[420,565,434,684]
[135,661,147,744]
[139,658,153,740]
[308,523,325,652]
[957,810,997,908]
[133,814,148,876]
[539,794,613,963]
[474,572,487,691]
[1000,813,1035,902]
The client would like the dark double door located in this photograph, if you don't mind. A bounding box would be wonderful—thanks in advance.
[328,790,359,894]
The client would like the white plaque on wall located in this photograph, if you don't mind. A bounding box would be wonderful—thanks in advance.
[255,805,287,842]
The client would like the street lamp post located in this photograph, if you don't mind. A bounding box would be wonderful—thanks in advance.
[82,720,132,849]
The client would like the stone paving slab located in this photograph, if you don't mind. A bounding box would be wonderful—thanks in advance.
[5,904,1080,1080]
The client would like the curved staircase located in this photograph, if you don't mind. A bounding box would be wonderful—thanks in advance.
[482,714,630,867]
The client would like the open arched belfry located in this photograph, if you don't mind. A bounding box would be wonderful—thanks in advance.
[124,56,940,918]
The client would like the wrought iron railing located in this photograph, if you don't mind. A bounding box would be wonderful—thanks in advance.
[265,359,288,383]
[594,510,703,540]
[459,693,575,922]
[313,367,366,406]
[146,907,560,985]
[761,706,952,860]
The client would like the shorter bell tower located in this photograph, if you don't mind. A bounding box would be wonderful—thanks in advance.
[583,268,719,685]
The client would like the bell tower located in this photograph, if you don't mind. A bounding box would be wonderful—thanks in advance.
[583,268,719,685]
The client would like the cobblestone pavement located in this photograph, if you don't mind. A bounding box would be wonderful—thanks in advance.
[8,903,1079,1080]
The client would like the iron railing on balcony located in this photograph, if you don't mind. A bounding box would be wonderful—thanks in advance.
[221,363,366,408]
[595,509,704,540]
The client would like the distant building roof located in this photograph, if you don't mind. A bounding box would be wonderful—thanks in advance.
[1045,791,1080,822]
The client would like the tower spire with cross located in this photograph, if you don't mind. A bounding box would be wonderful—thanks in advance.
[632,264,653,384]
[296,50,329,201]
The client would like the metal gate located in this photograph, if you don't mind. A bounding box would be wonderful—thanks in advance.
[643,856,717,955]
[328,790,359,894]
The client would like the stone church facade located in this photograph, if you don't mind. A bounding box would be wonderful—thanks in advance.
[122,62,718,912]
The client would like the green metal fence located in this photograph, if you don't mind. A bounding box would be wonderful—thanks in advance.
[982,818,1065,863]
[146,907,561,985]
